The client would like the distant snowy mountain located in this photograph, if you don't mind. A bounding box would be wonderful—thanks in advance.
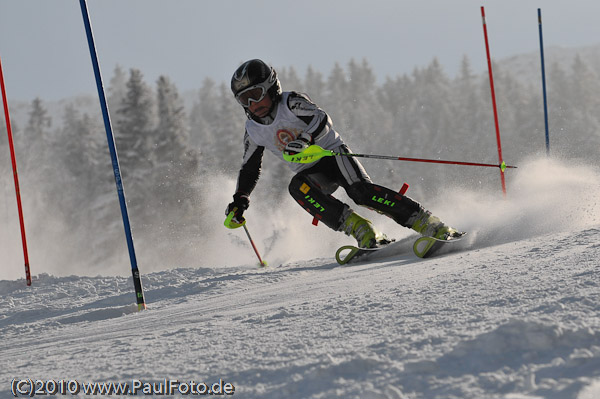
[2,156,600,399]
[497,43,600,84]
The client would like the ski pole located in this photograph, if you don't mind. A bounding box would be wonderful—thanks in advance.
[242,224,268,267]
[225,211,268,267]
[283,145,517,171]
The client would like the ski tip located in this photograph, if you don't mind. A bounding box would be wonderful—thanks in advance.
[413,236,437,258]
[413,231,467,258]
[335,245,361,265]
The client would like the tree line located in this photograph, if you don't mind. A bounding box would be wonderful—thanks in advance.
[1,54,599,271]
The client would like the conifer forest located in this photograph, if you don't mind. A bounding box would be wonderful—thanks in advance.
[1,53,600,274]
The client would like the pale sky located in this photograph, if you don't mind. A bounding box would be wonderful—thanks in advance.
[1,0,600,101]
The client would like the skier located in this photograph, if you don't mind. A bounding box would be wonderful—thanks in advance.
[225,59,460,250]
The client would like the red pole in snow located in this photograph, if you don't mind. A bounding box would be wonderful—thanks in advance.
[481,6,508,196]
[0,54,32,286]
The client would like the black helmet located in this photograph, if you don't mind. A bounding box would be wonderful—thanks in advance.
[231,59,282,108]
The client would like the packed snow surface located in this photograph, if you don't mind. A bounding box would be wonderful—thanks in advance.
[1,157,600,398]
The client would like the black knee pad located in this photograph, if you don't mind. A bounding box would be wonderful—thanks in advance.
[289,174,348,230]
[346,182,373,204]
[346,182,421,226]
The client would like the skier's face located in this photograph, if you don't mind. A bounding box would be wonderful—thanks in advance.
[248,95,272,118]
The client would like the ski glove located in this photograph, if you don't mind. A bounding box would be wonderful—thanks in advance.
[284,137,312,156]
[225,192,249,223]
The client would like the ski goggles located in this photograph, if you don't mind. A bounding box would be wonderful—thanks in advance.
[235,85,268,107]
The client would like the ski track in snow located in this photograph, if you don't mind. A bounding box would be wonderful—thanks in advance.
[1,157,600,398]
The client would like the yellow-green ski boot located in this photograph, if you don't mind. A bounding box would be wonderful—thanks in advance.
[340,210,389,248]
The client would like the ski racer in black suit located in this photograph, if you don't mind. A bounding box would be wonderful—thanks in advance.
[226,59,460,249]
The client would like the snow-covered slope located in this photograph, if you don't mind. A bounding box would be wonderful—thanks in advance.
[1,157,600,399]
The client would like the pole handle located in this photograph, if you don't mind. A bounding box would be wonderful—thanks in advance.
[282,145,333,163]
[224,210,246,229]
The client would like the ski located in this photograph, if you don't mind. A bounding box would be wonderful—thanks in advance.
[335,233,467,264]
[335,236,415,265]
[412,233,467,258]
[335,244,390,265]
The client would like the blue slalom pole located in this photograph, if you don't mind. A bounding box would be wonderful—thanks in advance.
[538,8,550,156]
[79,0,146,310]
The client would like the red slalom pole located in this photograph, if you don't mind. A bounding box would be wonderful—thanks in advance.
[481,6,507,196]
[0,54,32,285]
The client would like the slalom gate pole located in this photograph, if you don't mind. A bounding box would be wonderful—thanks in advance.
[0,54,32,286]
[242,224,268,267]
[79,0,146,310]
[481,6,508,196]
[538,8,550,156]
